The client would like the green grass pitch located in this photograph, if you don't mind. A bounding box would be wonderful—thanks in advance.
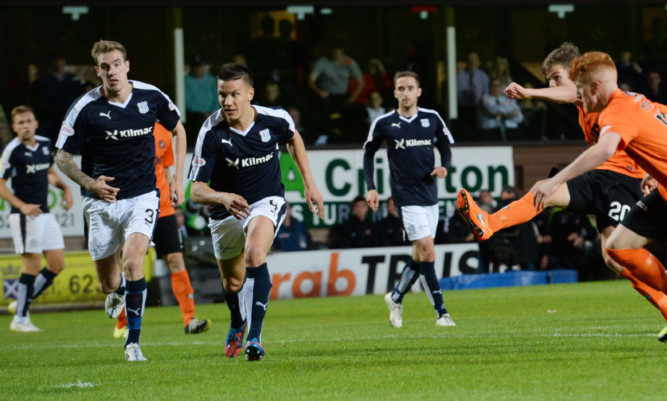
[1,280,665,401]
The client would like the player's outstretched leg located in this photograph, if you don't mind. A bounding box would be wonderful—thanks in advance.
[419,262,456,327]
[105,273,126,319]
[385,259,420,328]
[244,263,272,361]
[457,189,494,241]
[223,284,247,358]
[124,278,147,362]
[10,273,41,333]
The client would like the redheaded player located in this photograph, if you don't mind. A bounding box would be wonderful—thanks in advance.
[528,51,667,342]
[458,44,667,340]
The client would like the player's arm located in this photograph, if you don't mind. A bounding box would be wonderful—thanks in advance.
[286,130,324,219]
[504,82,578,104]
[55,149,118,203]
[190,181,250,220]
[533,131,621,209]
[170,121,187,206]
[363,133,382,212]
[0,178,42,217]
[47,166,73,211]
[432,117,454,179]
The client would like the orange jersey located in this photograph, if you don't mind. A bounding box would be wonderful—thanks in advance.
[598,90,667,198]
[577,104,645,179]
[154,122,175,217]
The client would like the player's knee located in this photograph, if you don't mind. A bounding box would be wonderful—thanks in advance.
[223,277,244,293]
[244,245,266,267]
[122,257,143,274]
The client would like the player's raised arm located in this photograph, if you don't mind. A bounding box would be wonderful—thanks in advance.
[505,82,578,104]
[286,130,324,219]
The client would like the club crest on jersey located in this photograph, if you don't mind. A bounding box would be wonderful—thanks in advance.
[159,140,166,149]
[259,129,271,142]
[42,146,50,156]
[420,118,430,128]
[137,101,149,114]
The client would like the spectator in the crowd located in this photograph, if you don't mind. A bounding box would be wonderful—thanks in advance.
[273,202,311,252]
[352,58,393,106]
[436,213,474,244]
[309,39,366,143]
[478,79,524,141]
[517,82,547,141]
[642,71,667,104]
[0,104,11,149]
[184,55,218,140]
[275,18,306,99]
[548,209,600,279]
[644,17,667,70]
[260,81,282,107]
[32,56,85,143]
[457,52,490,130]
[616,50,643,91]
[366,91,386,124]
[329,195,375,249]
[376,197,409,246]
[248,15,279,93]
[492,57,513,89]
[486,186,540,272]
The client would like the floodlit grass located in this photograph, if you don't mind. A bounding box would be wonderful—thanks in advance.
[1,280,666,401]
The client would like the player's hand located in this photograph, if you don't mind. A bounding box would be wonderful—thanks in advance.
[366,189,379,212]
[504,82,529,100]
[305,186,325,219]
[532,178,559,211]
[170,177,185,207]
[61,187,74,211]
[221,193,250,220]
[431,166,448,179]
[641,173,658,196]
[19,203,42,218]
[87,176,119,203]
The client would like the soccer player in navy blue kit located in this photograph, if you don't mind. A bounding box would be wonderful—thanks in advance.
[0,106,73,332]
[364,71,456,328]
[189,63,324,361]
[55,40,186,361]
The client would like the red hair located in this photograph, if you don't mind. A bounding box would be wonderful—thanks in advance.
[569,51,616,82]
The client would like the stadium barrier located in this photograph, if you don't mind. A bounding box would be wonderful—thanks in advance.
[0,250,156,307]
[0,243,577,307]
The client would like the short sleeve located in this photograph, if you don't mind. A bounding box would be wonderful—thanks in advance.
[188,129,218,183]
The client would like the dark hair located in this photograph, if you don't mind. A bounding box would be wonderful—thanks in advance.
[393,70,420,87]
[501,185,518,196]
[353,195,366,204]
[217,63,254,87]
[541,42,580,76]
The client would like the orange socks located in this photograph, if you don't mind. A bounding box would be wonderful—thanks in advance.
[619,267,667,321]
[488,192,539,232]
[116,308,127,329]
[607,248,667,293]
[171,270,196,326]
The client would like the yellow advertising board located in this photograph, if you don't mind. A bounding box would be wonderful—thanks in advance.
[0,250,155,306]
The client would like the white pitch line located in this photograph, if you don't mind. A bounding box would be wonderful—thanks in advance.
[0,331,657,351]
[54,380,96,389]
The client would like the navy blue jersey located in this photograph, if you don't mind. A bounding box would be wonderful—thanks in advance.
[1,136,53,213]
[188,106,295,220]
[56,80,181,200]
[363,108,454,207]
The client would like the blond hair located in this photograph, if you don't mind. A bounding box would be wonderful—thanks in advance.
[90,40,127,65]
[10,105,35,123]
